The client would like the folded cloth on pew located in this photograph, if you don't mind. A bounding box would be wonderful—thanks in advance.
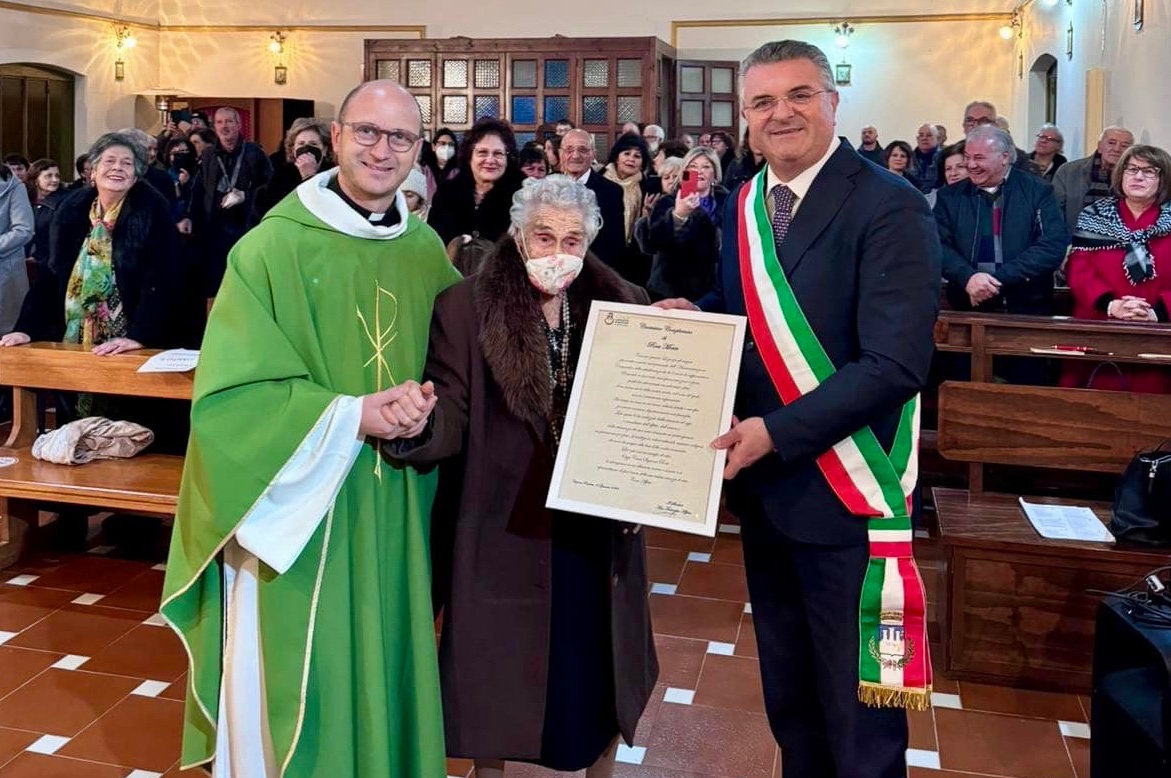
[31,417,154,465]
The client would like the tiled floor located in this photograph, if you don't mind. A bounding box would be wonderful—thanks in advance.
[0,520,1092,778]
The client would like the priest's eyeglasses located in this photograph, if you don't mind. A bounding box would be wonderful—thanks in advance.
[343,122,421,151]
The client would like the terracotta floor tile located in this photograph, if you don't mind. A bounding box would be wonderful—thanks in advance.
[907,707,936,751]
[160,674,187,701]
[14,556,149,595]
[676,562,749,603]
[633,684,666,746]
[614,766,710,778]
[0,586,75,633]
[646,549,688,586]
[735,614,758,658]
[908,770,989,777]
[642,703,776,778]
[709,536,744,567]
[0,753,129,778]
[649,595,744,644]
[82,624,187,682]
[60,694,183,771]
[0,668,139,737]
[935,707,1074,777]
[502,763,582,776]
[6,604,143,657]
[653,636,707,689]
[958,681,1085,722]
[0,646,61,699]
[1066,736,1089,778]
[693,654,765,714]
[0,728,39,769]
[446,757,473,777]
[929,643,959,694]
[96,569,165,613]
[643,528,715,554]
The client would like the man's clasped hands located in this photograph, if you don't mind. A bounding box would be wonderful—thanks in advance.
[357,381,437,441]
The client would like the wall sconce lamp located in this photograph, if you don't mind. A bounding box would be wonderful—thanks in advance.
[268,31,286,55]
[113,24,136,81]
[834,22,854,49]
[999,12,1022,40]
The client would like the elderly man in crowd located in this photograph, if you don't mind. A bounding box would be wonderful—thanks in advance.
[1052,125,1135,229]
[912,123,941,193]
[857,124,883,164]
[642,124,665,156]
[961,101,1034,173]
[935,124,1069,317]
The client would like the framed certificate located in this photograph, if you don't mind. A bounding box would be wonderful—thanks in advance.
[546,301,746,536]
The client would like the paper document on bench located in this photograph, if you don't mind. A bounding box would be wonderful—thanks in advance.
[1019,498,1115,543]
[138,349,200,373]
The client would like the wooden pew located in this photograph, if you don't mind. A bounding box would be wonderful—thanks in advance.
[0,343,193,568]
[935,381,1171,692]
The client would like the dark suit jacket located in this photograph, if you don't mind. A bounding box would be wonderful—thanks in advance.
[934,169,1069,315]
[581,170,627,269]
[698,141,941,545]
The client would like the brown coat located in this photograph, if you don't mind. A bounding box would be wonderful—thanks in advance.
[388,238,658,759]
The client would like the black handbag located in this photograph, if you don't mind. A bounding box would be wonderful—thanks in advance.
[1112,441,1171,545]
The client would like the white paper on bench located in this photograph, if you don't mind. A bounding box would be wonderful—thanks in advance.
[137,349,200,373]
[1019,498,1115,543]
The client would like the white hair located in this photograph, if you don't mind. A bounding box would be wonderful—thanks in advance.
[966,124,1017,164]
[508,174,603,245]
[644,124,665,140]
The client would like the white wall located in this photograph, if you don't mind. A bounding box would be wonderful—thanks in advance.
[0,3,161,156]
[675,19,1014,147]
[1011,0,1171,159]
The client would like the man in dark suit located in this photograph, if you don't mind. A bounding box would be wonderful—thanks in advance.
[658,40,940,778]
[559,129,626,268]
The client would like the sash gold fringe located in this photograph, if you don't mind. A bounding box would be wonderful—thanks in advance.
[858,681,933,711]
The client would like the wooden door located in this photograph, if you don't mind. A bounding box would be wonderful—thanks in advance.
[0,64,74,168]
[675,60,739,141]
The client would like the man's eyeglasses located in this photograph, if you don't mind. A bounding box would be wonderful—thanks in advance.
[745,89,832,115]
[963,117,996,128]
[1122,165,1162,180]
[343,122,420,151]
[1035,134,1061,143]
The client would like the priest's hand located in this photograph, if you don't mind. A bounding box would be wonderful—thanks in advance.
[711,416,774,480]
[379,381,437,439]
[652,298,699,312]
[360,384,425,440]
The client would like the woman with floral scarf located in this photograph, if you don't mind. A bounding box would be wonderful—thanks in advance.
[1062,144,1171,393]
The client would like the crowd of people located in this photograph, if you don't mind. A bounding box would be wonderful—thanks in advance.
[0,35,1166,778]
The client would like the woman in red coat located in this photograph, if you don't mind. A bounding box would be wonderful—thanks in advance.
[1062,144,1171,393]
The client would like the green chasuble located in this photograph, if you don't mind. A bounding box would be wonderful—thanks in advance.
[161,171,460,777]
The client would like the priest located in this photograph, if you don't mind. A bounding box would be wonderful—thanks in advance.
[160,80,460,777]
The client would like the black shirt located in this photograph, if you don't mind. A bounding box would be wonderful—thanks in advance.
[326,174,401,228]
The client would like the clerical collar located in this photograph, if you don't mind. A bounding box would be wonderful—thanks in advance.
[327,175,401,228]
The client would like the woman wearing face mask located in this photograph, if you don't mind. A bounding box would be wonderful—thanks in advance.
[382,175,657,778]
[253,118,334,219]
[161,138,198,222]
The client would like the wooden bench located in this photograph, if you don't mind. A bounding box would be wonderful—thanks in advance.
[0,343,193,568]
[935,380,1171,692]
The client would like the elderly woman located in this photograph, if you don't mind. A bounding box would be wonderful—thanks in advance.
[640,146,728,301]
[428,117,525,245]
[1028,123,1067,182]
[602,133,653,244]
[0,163,33,334]
[254,117,334,218]
[385,175,657,778]
[2,132,187,363]
[1062,144,1171,393]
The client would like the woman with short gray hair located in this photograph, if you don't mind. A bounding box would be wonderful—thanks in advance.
[2,131,189,369]
[383,173,657,778]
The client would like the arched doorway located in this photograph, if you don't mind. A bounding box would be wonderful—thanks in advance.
[1027,54,1059,140]
[0,64,75,166]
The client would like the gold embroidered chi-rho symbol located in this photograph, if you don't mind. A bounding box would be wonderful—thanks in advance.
[356,282,400,479]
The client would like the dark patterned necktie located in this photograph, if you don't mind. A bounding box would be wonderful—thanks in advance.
[771,184,796,244]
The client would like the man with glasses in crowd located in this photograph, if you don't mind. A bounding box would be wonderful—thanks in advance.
[657,39,941,778]
[1053,125,1135,229]
[962,100,1035,173]
[1027,123,1067,182]
[161,79,460,778]
[558,128,626,266]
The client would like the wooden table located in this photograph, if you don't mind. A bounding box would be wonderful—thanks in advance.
[935,487,1169,693]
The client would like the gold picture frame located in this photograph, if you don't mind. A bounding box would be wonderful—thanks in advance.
[274,65,288,85]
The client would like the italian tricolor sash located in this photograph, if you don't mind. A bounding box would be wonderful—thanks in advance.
[736,169,931,710]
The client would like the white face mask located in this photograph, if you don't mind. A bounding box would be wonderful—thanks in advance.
[519,234,584,295]
[435,145,455,162]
